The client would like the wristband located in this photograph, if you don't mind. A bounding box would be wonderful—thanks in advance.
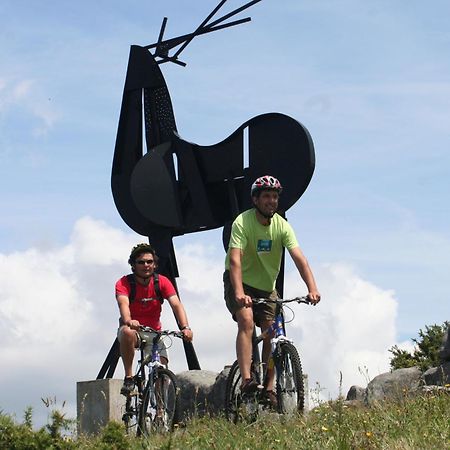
[180,325,191,331]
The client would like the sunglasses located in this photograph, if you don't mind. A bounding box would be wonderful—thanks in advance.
[135,259,154,265]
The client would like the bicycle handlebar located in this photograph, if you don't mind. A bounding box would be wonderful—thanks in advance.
[138,325,185,339]
[252,296,311,305]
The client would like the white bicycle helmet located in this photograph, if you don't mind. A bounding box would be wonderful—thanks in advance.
[250,175,283,196]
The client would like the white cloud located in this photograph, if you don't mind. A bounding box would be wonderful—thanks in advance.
[0,217,138,425]
[0,77,60,136]
[12,80,33,99]
[282,263,397,403]
[0,217,400,426]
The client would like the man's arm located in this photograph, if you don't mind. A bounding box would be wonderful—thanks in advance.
[166,295,194,341]
[117,295,140,329]
[288,246,321,305]
[229,247,252,307]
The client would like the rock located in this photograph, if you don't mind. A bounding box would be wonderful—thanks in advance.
[176,368,232,420]
[423,361,450,386]
[208,366,232,413]
[176,369,217,420]
[439,326,450,362]
[365,367,422,404]
[346,385,366,401]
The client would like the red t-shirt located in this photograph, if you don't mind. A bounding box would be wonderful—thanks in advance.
[115,274,177,329]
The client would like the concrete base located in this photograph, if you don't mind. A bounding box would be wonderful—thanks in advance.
[76,379,125,435]
[77,371,309,433]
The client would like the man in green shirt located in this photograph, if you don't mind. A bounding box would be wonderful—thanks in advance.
[224,175,321,405]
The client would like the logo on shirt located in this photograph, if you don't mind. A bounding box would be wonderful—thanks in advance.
[257,239,272,252]
[140,297,155,307]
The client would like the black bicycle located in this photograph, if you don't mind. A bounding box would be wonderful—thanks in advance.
[122,326,183,436]
[225,296,311,422]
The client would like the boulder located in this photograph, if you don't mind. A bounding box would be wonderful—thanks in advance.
[208,366,232,413]
[365,367,422,405]
[346,385,366,401]
[423,361,450,386]
[176,369,218,420]
[176,368,232,420]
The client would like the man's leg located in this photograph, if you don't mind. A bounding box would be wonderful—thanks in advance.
[235,306,255,384]
[260,319,275,390]
[118,326,138,377]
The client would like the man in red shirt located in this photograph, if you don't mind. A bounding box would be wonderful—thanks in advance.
[116,243,193,395]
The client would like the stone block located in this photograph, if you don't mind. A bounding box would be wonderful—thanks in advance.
[77,379,125,435]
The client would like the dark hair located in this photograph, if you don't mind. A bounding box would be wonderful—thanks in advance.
[128,243,158,266]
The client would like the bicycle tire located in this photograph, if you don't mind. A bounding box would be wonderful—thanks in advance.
[139,367,178,434]
[224,360,263,422]
[122,393,140,436]
[224,360,242,422]
[275,342,304,414]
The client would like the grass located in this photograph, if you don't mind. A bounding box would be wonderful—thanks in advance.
[1,391,449,449]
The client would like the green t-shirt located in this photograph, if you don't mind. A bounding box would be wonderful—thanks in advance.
[225,209,298,292]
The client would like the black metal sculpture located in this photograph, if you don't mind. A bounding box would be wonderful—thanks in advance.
[98,0,315,379]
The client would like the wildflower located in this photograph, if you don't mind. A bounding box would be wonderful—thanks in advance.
[321,426,329,432]
[366,432,373,438]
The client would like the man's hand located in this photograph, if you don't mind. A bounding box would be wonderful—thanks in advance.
[307,291,321,306]
[127,319,141,330]
[181,328,193,342]
[236,292,252,307]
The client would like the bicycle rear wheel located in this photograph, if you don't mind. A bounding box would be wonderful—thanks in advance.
[275,342,304,414]
[122,393,139,436]
[140,368,178,434]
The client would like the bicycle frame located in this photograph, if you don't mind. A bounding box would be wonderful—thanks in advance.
[224,296,310,421]
[252,297,309,386]
[123,327,182,435]
[130,330,164,397]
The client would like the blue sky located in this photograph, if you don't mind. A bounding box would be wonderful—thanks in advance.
[1,0,449,426]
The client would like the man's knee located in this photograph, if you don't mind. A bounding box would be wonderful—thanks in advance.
[236,308,254,332]
[118,326,138,345]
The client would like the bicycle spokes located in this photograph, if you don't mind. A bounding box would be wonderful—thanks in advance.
[276,343,304,414]
[140,368,178,434]
[123,394,140,436]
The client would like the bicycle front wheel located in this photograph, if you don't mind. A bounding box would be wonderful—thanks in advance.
[122,393,139,436]
[225,360,264,422]
[275,342,304,414]
[224,360,242,422]
[140,368,178,434]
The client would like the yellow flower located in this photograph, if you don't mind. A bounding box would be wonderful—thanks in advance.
[366,432,373,438]
[322,426,329,432]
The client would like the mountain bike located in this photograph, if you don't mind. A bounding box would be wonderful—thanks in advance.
[122,326,183,436]
[225,296,310,422]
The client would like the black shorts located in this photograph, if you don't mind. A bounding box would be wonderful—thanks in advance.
[223,270,278,327]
